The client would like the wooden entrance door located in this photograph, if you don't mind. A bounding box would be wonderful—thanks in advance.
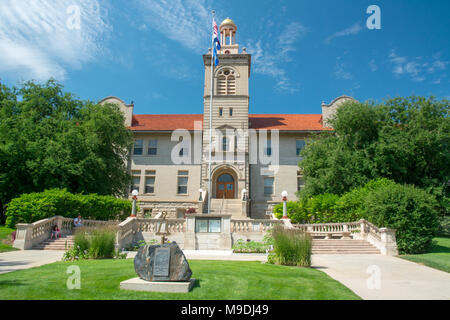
[216,173,235,199]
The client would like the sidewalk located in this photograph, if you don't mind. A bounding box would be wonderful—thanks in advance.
[312,254,450,300]
[0,250,64,275]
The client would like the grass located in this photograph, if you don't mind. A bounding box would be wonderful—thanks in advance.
[401,237,450,273]
[0,225,18,253]
[0,259,360,300]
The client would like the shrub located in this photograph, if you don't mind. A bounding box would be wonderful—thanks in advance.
[273,201,304,222]
[269,225,311,267]
[232,239,270,253]
[5,189,132,228]
[364,183,439,254]
[333,178,397,222]
[89,226,117,259]
[74,229,90,253]
[437,215,450,237]
[63,226,120,260]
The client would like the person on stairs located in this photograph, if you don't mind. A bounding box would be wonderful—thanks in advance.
[50,225,61,240]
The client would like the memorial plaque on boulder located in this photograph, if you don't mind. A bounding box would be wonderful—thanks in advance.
[134,242,192,282]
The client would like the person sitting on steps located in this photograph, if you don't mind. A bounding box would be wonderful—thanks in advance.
[74,215,83,228]
[50,225,61,240]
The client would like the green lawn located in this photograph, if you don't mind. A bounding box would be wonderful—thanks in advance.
[0,259,360,300]
[0,225,17,253]
[401,237,450,273]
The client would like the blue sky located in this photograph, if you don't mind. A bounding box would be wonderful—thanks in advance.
[0,0,449,115]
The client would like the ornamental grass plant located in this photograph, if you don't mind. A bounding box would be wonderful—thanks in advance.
[64,226,121,261]
[269,225,312,267]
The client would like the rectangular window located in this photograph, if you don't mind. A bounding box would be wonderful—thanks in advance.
[177,171,189,194]
[133,140,143,155]
[131,170,141,193]
[195,218,221,233]
[219,108,223,116]
[296,139,306,156]
[145,170,156,194]
[264,177,274,195]
[229,108,233,116]
[222,137,229,152]
[148,140,157,155]
[265,139,272,156]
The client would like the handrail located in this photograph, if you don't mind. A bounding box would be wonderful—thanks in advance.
[219,193,225,215]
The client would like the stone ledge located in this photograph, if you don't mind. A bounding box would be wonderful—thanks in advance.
[120,277,196,293]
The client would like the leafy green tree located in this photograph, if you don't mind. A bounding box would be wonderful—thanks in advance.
[0,80,133,222]
[299,96,450,206]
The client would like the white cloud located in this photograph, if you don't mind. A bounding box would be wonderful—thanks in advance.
[0,0,110,81]
[369,59,378,72]
[334,57,353,80]
[389,50,448,83]
[324,22,363,44]
[136,0,211,53]
[246,22,309,93]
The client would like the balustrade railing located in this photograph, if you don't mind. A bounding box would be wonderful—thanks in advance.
[231,219,282,233]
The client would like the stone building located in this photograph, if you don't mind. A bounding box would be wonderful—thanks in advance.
[100,18,355,219]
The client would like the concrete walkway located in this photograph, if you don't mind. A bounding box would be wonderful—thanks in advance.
[312,254,450,300]
[0,250,64,275]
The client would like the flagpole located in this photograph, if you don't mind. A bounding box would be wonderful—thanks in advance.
[208,10,215,214]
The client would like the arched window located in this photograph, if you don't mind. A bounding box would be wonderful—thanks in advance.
[217,68,236,95]
[218,174,234,182]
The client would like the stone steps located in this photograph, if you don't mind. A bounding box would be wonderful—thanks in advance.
[311,239,380,254]
[34,236,74,250]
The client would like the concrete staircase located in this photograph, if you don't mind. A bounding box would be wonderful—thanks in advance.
[312,239,380,254]
[209,199,243,217]
[34,235,74,250]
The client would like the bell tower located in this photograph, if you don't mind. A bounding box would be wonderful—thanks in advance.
[201,18,252,205]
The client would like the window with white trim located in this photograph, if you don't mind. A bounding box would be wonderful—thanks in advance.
[145,170,156,194]
[131,170,141,193]
[177,171,189,194]
[296,139,305,156]
[264,177,274,195]
[133,140,143,155]
[148,140,157,155]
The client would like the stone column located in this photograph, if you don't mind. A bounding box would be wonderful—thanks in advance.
[183,215,196,249]
[380,228,398,256]
[13,224,34,250]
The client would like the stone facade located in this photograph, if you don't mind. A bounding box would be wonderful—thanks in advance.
[100,18,356,219]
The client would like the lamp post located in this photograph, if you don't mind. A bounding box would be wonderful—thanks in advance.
[131,189,138,217]
[281,191,288,219]
[242,188,248,201]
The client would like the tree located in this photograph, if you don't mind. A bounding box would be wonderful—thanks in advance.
[299,96,450,206]
[0,80,133,223]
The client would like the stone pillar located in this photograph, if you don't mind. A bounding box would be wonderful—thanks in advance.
[380,228,398,256]
[359,219,367,240]
[218,215,232,249]
[183,215,196,249]
[13,224,34,250]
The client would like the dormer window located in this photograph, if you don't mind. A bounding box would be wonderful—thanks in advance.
[217,68,236,95]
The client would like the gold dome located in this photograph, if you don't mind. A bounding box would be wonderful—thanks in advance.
[220,18,237,30]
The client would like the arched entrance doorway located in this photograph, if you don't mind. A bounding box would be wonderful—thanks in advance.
[216,173,235,199]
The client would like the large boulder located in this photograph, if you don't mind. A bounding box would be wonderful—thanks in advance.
[134,242,192,282]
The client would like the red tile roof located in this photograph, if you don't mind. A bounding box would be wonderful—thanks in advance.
[130,114,331,131]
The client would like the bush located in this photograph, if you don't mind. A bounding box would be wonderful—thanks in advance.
[63,226,123,261]
[437,215,450,237]
[269,226,311,267]
[232,239,270,253]
[273,201,306,223]
[5,189,132,228]
[364,183,439,254]
[89,227,117,259]
[333,178,397,222]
